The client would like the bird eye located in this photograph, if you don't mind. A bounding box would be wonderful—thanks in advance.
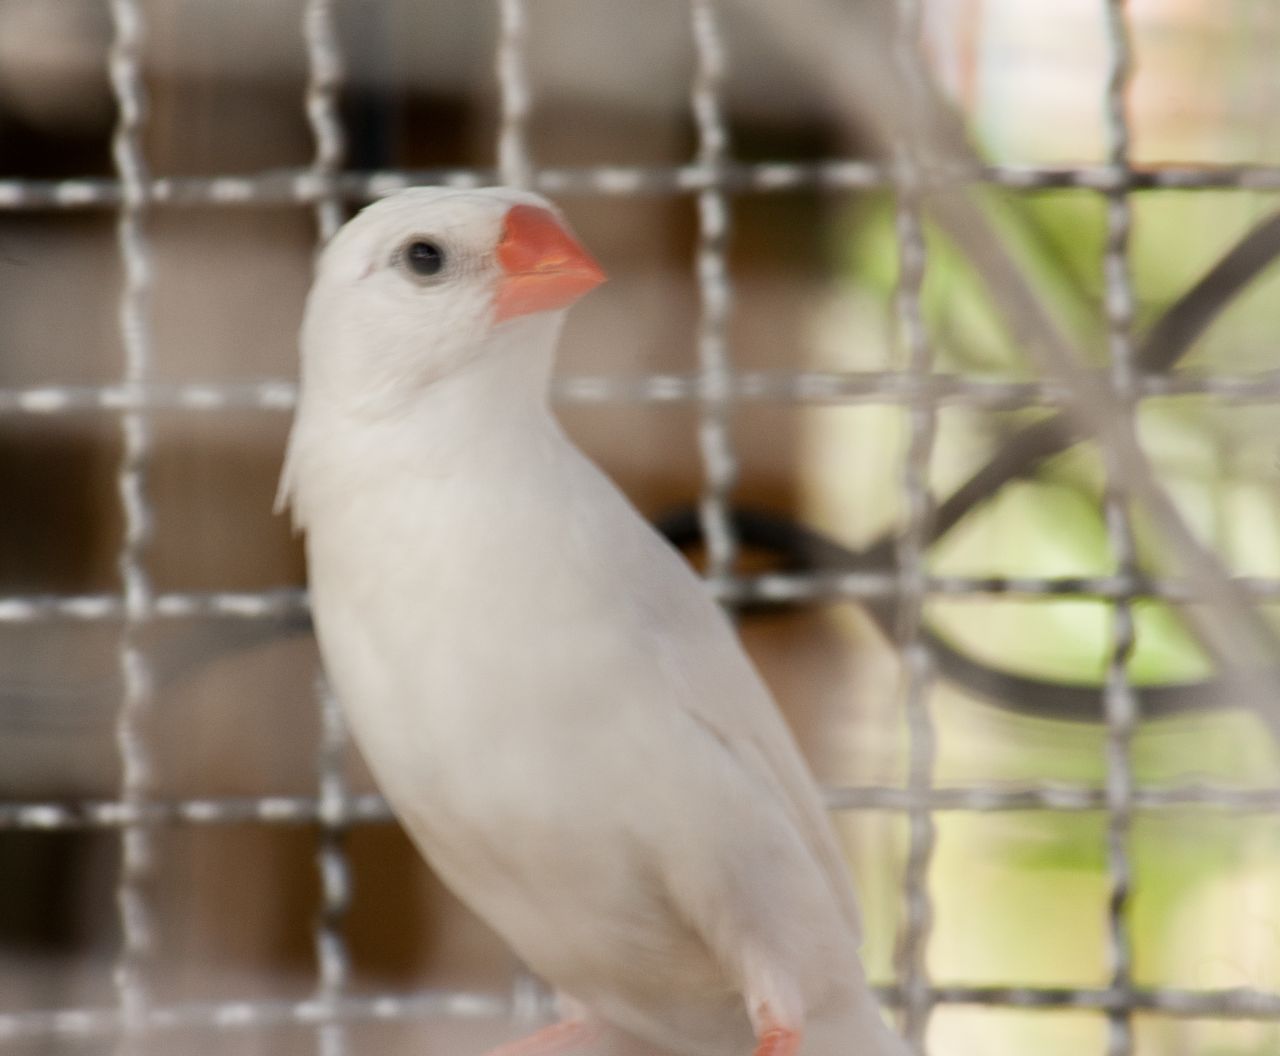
[402,239,446,278]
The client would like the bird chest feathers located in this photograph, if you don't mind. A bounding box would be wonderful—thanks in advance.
[302,442,650,806]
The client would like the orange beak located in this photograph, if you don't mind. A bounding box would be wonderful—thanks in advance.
[494,205,607,323]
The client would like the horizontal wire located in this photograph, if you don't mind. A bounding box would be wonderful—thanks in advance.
[0,793,392,831]
[7,569,1280,625]
[714,571,1280,605]
[826,782,1280,812]
[0,588,309,622]
[2,370,1280,416]
[3,161,1280,210]
[883,984,1280,1018]
[0,989,510,1043]
[5,782,1280,832]
[1,982,1276,1043]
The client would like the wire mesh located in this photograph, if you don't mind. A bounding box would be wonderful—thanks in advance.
[1098,5,1140,1055]
[106,1,157,1050]
[302,4,352,1054]
[1,1,1279,1053]
[889,2,939,1048]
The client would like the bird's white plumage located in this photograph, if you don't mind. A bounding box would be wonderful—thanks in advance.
[282,187,909,1056]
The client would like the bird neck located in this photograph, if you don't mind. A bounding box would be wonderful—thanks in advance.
[283,313,567,525]
[391,312,563,449]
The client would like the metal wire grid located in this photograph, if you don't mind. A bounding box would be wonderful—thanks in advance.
[1098,6,1140,1055]
[302,4,352,1055]
[1,0,1279,1051]
[104,0,157,1050]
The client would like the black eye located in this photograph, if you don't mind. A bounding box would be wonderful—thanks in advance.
[403,239,445,277]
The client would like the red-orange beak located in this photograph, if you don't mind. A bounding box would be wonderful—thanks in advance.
[494,205,606,323]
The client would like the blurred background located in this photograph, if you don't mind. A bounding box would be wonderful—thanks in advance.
[2,1,1280,1054]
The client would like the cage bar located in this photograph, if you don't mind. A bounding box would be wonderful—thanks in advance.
[689,0,740,581]
[889,2,940,1048]
[106,1,159,1051]
[5,160,1280,212]
[301,4,354,1054]
[1099,3,1140,1055]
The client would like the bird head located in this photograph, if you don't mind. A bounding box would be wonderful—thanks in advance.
[299,186,606,409]
[280,187,605,521]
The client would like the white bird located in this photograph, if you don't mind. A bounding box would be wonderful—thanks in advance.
[280,187,910,1056]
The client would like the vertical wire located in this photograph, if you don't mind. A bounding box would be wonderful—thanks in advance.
[891,2,938,1051]
[690,0,739,583]
[495,0,549,1028]
[1101,3,1139,1055]
[497,0,533,189]
[304,4,351,1054]
[108,1,156,1051]
[315,679,354,1056]
[305,0,347,243]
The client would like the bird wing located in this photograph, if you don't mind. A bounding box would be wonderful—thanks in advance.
[580,464,864,946]
[655,571,865,946]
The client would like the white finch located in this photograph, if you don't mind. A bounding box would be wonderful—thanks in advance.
[280,187,909,1056]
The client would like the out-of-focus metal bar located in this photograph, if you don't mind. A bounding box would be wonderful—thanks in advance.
[302,6,351,1053]
[5,567,1280,627]
[5,369,1279,418]
[304,0,346,243]
[689,0,740,581]
[496,0,533,189]
[106,2,157,1051]
[0,990,510,1044]
[4,161,1280,209]
[3,982,1278,1044]
[313,681,353,1056]
[1100,5,1139,1054]
[890,2,939,1047]
[7,780,1280,833]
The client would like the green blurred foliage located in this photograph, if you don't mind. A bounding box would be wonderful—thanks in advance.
[826,180,1280,1055]
[835,186,1280,696]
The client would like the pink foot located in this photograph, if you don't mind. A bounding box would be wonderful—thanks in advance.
[483,1020,599,1056]
[752,1024,802,1056]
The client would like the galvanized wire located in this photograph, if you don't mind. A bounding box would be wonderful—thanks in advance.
[5,567,1280,630]
[2,981,1278,1045]
[1099,5,1139,1055]
[107,1,157,1051]
[314,679,354,1056]
[889,2,939,1048]
[689,0,740,581]
[4,160,1280,211]
[496,0,533,189]
[304,0,346,244]
[8,780,1280,835]
[302,6,352,1055]
[2,369,1280,419]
